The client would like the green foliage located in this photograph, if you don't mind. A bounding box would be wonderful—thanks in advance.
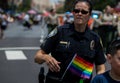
[0,0,8,10]
[64,0,76,12]
[91,0,117,11]
[64,0,118,12]
[16,0,31,12]
[0,0,31,12]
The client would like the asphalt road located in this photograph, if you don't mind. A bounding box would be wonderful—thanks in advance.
[0,21,48,83]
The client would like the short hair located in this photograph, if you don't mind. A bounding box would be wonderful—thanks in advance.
[107,38,120,56]
[73,0,93,14]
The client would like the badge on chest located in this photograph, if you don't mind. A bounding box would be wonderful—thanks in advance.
[60,41,70,48]
[90,40,95,50]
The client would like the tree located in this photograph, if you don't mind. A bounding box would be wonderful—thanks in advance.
[64,0,118,12]
[17,0,31,12]
[0,0,8,10]
[91,0,117,11]
[64,0,76,12]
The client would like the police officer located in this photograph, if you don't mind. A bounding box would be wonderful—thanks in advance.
[34,0,106,83]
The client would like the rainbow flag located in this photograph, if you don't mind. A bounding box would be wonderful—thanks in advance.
[69,54,94,79]
[61,54,94,80]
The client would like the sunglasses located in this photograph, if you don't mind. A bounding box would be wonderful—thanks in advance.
[73,9,89,15]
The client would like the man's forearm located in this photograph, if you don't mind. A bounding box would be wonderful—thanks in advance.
[96,64,105,74]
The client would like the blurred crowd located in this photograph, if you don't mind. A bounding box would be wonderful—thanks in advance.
[0,3,120,52]
[89,5,120,52]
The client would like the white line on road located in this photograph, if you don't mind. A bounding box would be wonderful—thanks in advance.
[0,47,40,50]
[5,50,27,60]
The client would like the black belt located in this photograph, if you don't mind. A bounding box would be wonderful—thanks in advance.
[46,76,62,81]
[45,76,80,83]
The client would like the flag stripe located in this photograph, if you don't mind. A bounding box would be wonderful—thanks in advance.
[70,64,91,76]
[68,54,94,79]
[70,66,90,79]
[75,55,93,66]
[73,59,93,72]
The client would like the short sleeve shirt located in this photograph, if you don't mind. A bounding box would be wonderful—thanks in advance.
[91,71,120,83]
[41,23,106,81]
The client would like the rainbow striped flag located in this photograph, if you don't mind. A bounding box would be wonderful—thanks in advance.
[61,54,94,80]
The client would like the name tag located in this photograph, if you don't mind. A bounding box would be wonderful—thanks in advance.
[60,41,68,45]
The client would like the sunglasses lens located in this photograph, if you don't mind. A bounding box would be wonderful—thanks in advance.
[81,10,89,14]
[73,9,80,13]
[73,9,89,14]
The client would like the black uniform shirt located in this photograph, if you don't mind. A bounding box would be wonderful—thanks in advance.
[41,23,106,81]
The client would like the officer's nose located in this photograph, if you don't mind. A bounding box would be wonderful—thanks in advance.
[78,11,82,15]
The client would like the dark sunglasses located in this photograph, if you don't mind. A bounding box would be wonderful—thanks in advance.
[73,9,89,14]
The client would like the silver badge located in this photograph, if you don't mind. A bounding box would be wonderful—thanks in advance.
[90,40,95,50]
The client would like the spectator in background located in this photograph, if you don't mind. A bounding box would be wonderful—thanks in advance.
[116,12,120,37]
[112,9,119,39]
[23,13,32,30]
[33,13,42,25]
[88,16,94,30]
[92,12,103,33]
[91,38,120,83]
[1,13,8,29]
[116,2,120,8]
[0,13,8,39]
[58,15,64,26]
[45,8,58,33]
[0,13,3,39]
[63,12,74,24]
[99,5,116,52]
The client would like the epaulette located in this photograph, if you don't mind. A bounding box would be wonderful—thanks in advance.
[90,30,99,38]
[90,30,103,47]
[48,27,58,38]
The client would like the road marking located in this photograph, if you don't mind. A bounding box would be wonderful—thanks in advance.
[5,50,27,60]
[0,47,40,50]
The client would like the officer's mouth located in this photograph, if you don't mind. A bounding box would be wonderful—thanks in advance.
[75,18,83,21]
[76,16,83,19]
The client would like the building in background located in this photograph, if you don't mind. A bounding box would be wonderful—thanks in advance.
[5,0,65,13]
[56,0,65,9]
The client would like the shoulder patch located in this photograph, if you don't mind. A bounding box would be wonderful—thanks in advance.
[48,28,58,38]
[90,40,95,50]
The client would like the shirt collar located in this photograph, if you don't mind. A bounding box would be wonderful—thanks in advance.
[67,24,91,40]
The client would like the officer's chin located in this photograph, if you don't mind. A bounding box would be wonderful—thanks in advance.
[74,21,83,25]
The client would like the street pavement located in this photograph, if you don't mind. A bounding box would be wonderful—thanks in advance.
[0,21,48,83]
[0,21,111,83]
